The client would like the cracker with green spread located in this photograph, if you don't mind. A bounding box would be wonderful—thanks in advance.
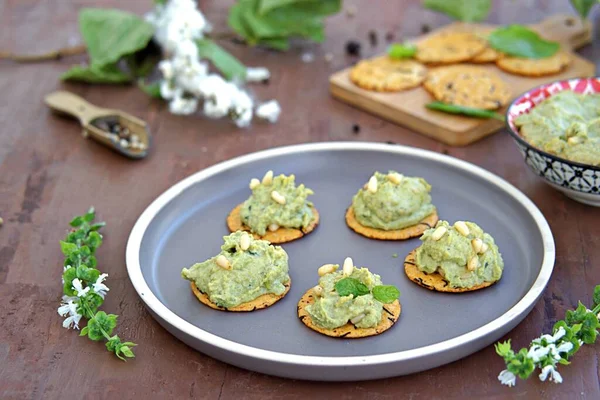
[346,171,438,241]
[227,171,319,244]
[298,258,401,338]
[404,220,504,292]
[181,231,291,311]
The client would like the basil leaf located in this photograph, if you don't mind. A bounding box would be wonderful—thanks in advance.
[426,101,505,120]
[61,64,132,84]
[388,43,417,59]
[60,241,79,257]
[570,0,597,19]
[593,285,600,308]
[372,285,400,304]
[334,277,370,297]
[488,25,560,59]
[195,39,246,81]
[423,0,491,22]
[79,8,154,67]
[138,80,162,98]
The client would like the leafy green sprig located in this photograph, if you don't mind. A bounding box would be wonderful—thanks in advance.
[58,208,136,361]
[335,277,400,304]
[495,285,600,386]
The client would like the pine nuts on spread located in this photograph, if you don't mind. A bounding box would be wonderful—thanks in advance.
[240,233,250,251]
[318,263,337,276]
[216,255,232,270]
[342,257,354,276]
[387,172,404,184]
[367,176,378,193]
[454,221,470,236]
[249,178,260,189]
[467,256,479,271]
[271,190,286,205]
[262,170,274,185]
[431,226,447,241]
[268,223,279,232]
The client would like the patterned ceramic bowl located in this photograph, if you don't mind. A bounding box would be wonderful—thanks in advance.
[506,77,600,207]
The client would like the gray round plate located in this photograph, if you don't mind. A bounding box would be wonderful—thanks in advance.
[126,142,555,381]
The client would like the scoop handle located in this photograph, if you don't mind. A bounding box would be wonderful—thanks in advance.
[44,91,105,125]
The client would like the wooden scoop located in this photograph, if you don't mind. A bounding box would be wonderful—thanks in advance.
[45,91,151,159]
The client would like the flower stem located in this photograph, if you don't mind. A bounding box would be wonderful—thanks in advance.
[0,45,87,63]
[81,302,111,341]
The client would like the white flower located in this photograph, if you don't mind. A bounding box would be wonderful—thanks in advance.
[174,39,199,60]
[58,298,82,330]
[527,344,550,363]
[92,273,110,299]
[256,100,281,123]
[158,60,174,80]
[169,95,198,115]
[160,80,182,100]
[536,326,566,345]
[147,0,208,53]
[245,67,270,82]
[72,278,90,297]
[498,369,516,387]
[555,342,574,354]
[539,365,563,384]
[233,109,253,128]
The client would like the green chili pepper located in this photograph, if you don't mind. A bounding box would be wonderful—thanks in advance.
[387,43,417,59]
[425,101,505,121]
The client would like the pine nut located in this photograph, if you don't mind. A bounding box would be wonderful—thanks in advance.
[467,256,479,271]
[318,263,337,276]
[268,223,279,232]
[262,170,274,185]
[240,233,250,251]
[471,238,483,254]
[454,221,470,236]
[568,136,582,145]
[342,257,354,276]
[351,314,365,324]
[313,285,323,297]
[431,226,447,241]
[216,255,231,270]
[271,190,286,205]
[367,176,378,193]
[480,243,489,253]
[388,172,404,184]
[249,178,260,189]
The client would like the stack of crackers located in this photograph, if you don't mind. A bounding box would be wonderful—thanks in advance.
[350,30,572,111]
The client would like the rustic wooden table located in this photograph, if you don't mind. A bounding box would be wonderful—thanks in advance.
[1,0,600,398]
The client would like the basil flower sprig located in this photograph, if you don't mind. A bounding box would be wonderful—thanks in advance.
[58,207,137,361]
[496,285,600,386]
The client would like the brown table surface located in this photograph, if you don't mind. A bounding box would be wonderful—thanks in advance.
[2,0,600,398]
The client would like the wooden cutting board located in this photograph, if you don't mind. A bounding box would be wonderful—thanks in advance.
[330,15,595,146]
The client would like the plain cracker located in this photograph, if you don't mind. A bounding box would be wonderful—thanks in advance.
[190,280,290,312]
[227,203,319,244]
[416,32,487,64]
[496,51,571,77]
[350,56,427,92]
[403,250,495,293]
[297,289,401,338]
[345,206,439,241]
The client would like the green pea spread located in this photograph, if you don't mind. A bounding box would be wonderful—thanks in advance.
[416,220,504,288]
[515,90,600,166]
[352,171,436,230]
[240,173,314,235]
[306,267,384,329]
[181,231,290,308]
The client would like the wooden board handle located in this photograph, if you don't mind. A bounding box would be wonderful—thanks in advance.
[45,91,105,126]
[532,14,592,50]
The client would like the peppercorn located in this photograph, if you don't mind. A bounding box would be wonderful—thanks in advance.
[345,40,361,56]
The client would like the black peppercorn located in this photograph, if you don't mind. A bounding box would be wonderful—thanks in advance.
[345,40,361,56]
[352,124,361,134]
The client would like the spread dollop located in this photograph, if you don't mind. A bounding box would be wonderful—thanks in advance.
[181,231,290,308]
[515,90,600,166]
[240,173,314,235]
[352,171,436,230]
[415,220,504,288]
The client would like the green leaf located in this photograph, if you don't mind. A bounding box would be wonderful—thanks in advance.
[80,326,89,337]
[79,8,155,66]
[426,101,505,120]
[70,216,84,227]
[76,265,100,284]
[106,335,122,352]
[388,43,417,59]
[90,222,106,231]
[570,0,597,19]
[86,311,118,341]
[334,277,370,298]
[138,80,162,99]
[259,37,290,50]
[84,207,96,222]
[579,312,599,344]
[507,348,535,379]
[79,292,104,317]
[87,232,103,251]
[60,241,79,256]
[566,302,588,326]
[120,345,135,358]
[488,25,560,59]
[195,39,246,81]
[63,267,78,296]
[372,285,400,304]
[494,340,514,359]
[593,285,600,308]
[423,0,491,22]
[61,63,132,84]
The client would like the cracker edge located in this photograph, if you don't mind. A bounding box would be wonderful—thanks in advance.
[190,280,291,312]
[226,203,319,244]
[297,289,401,338]
[403,249,495,293]
[345,206,439,241]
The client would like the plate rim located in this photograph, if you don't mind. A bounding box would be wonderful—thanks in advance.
[126,141,555,367]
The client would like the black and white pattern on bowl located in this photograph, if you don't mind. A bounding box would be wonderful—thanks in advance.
[515,140,600,194]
